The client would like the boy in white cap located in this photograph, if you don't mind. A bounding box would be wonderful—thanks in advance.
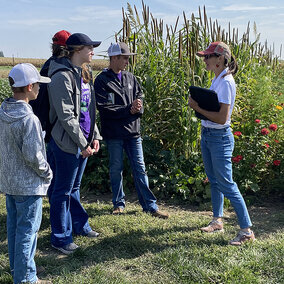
[0,63,52,283]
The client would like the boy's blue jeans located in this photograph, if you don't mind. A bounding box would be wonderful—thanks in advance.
[201,127,252,229]
[47,138,92,247]
[6,194,42,284]
[106,137,158,212]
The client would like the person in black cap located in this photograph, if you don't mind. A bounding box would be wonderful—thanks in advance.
[47,33,102,254]
[94,42,169,219]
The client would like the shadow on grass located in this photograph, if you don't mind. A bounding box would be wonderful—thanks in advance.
[35,223,227,279]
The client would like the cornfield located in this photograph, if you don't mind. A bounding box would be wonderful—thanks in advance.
[114,2,281,157]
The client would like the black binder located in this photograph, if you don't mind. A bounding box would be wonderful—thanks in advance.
[189,86,220,120]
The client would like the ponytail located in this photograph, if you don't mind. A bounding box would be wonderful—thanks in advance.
[51,44,68,58]
[223,55,238,77]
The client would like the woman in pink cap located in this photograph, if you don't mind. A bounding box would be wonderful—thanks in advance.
[188,42,255,246]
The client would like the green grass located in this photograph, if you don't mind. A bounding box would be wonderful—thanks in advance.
[0,193,283,284]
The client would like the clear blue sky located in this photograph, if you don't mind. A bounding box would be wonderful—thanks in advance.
[0,0,283,59]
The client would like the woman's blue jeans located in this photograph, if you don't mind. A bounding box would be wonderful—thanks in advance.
[106,137,158,213]
[201,127,252,229]
[6,194,42,284]
[47,138,92,247]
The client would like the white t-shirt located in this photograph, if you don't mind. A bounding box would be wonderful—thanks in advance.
[201,67,236,129]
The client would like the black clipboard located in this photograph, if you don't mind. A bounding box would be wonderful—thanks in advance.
[189,86,220,120]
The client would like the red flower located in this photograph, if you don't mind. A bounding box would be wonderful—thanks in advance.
[264,143,269,148]
[274,139,279,143]
[261,128,269,135]
[234,131,242,136]
[232,157,240,163]
[255,119,261,123]
[273,160,281,166]
[269,124,277,131]
[232,155,243,163]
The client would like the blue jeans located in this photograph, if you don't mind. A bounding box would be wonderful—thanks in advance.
[6,194,42,284]
[201,127,252,229]
[47,138,92,247]
[106,137,158,212]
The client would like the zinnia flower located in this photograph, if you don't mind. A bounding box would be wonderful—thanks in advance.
[261,128,269,135]
[269,124,277,131]
[255,119,261,123]
[274,139,279,143]
[232,156,243,163]
[234,131,242,136]
[232,157,240,163]
[273,160,281,166]
[276,105,283,110]
[264,143,269,148]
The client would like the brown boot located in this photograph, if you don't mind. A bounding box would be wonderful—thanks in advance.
[201,220,224,233]
[151,210,169,219]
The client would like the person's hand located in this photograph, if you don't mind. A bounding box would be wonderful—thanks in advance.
[81,146,94,158]
[130,99,142,114]
[92,140,100,154]
[188,96,199,110]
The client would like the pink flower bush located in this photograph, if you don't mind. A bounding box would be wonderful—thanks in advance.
[273,160,281,166]
[269,124,278,131]
[261,128,269,135]
[233,131,242,136]
[232,155,243,163]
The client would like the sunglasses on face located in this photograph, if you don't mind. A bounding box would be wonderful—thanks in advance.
[204,54,219,60]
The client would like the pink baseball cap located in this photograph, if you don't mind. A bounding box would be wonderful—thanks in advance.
[197,42,231,60]
[52,30,71,46]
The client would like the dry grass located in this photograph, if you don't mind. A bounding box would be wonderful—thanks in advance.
[0,57,108,70]
[0,57,109,78]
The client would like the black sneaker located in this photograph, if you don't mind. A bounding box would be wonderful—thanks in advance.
[52,242,79,255]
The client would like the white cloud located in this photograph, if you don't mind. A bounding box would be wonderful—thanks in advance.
[222,5,276,11]
[71,6,122,22]
[7,18,66,26]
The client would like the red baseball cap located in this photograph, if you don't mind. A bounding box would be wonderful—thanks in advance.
[197,42,231,60]
[52,30,71,46]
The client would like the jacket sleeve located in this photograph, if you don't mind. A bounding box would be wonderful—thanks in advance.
[93,123,102,140]
[22,115,53,183]
[94,75,132,119]
[48,71,88,150]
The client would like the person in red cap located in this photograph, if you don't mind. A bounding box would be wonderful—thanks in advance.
[188,42,255,246]
[30,30,72,142]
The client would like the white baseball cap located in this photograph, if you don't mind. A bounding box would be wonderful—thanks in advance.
[107,42,137,57]
[9,63,51,87]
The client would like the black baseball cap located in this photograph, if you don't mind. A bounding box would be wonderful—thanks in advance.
[66,33,101,48]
